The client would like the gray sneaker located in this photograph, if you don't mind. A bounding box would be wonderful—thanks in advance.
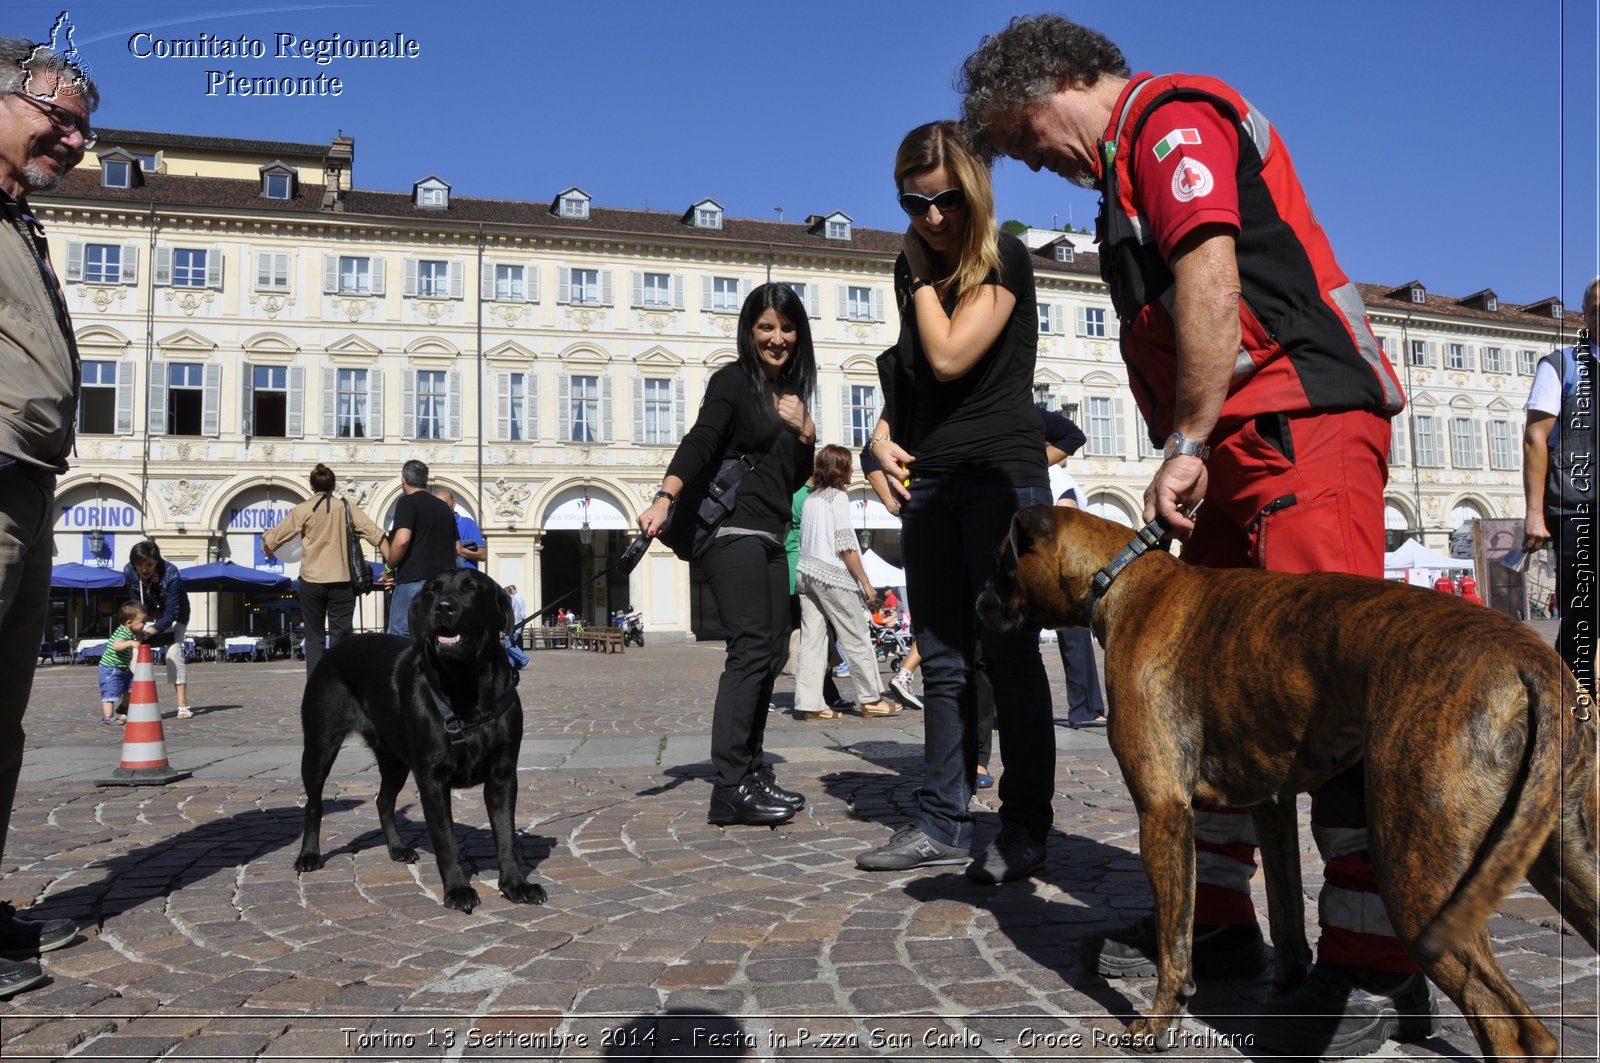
[855,826,968,871]
[889,669,923,709]
[965,825,1046,884]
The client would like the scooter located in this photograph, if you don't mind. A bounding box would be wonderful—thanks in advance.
[620,609,644,647]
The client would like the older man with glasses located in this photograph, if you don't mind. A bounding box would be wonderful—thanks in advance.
[0,36,98,999]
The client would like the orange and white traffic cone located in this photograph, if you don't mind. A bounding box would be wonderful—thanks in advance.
[97,643,192,786]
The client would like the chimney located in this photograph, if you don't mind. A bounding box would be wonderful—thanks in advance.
[322,135,354,211]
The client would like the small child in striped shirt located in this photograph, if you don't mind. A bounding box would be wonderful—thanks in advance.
[98,602,148,725]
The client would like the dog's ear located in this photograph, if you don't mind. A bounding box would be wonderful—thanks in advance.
[1008,505,1057,568]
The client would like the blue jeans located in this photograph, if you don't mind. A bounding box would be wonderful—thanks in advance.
[388,579,425,638]
[901,475,1054,848]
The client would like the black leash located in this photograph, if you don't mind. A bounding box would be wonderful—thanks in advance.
[509,532,654,639]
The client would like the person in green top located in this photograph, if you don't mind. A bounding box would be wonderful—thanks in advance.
[97,602,147,725]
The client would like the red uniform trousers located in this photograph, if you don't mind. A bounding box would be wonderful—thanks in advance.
[1180,406,1416,973]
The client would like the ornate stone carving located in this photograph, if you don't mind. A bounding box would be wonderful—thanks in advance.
[486,477,531,520]
[337,480,378,508]
[333,296,375,322]
[413,299,452,325]
[76,284,127,313]
[256,442,279,462]
[331,443,371,464]
[709,313,737,337]
[642,311,672,334]
[165,440,204,462]
[564,306,603,331]
[248,291,296,320]
[163,288,215,317]
[159,479,207,517]
[491,303,528,328]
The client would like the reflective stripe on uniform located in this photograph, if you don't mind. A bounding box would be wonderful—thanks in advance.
[1311,823,1367,860]
[1197,847,1256,892]
[1319,884,1397,937]
[1194,807,1258,846]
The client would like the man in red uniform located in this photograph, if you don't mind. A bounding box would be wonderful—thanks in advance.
[958,16,1426,1059]
[1434,573,1458,594]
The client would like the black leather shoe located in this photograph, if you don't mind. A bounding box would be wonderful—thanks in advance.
[754,765,806,811]
[708,779,795,826]
[0,902,77,960]
[0,957,46,999]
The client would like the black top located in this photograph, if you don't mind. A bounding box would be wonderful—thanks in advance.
[391,489,460,583]
[886,232,1046,486]
[667,364,815,536]
[862,403,1084,475]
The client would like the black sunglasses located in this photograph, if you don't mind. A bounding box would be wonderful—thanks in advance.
[897,187,966,216]
[7,91,96,149]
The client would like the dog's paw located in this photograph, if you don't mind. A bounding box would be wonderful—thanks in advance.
[1124,1018,1180,1053]
[388,846,420,864]
[292,852,322,873]
[500,879,547,905]
[442,886,480,913]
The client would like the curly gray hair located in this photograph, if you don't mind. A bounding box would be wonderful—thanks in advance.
[957,14,1127,161]
[0,36,99,110]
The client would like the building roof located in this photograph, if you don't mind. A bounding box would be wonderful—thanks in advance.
[94,128,332,158]
[1356,283,1584,331]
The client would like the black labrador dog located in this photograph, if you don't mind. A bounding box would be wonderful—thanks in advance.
[292,568,546,912]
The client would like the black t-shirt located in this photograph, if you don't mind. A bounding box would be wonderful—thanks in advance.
[667,364,815,536]
[391,489,460,583]
[887,232,1046,486]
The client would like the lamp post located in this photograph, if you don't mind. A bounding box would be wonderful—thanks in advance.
[578,486,594,551]
[1032,382,1053,410]
[87,528,106,556]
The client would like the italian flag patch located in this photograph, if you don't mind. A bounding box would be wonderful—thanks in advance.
[1152,128,1201,161]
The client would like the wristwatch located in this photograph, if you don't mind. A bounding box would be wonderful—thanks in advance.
[1162,431,1212,463]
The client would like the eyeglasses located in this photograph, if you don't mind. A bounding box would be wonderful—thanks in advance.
[897,187,966,216]
[7,91,96,149]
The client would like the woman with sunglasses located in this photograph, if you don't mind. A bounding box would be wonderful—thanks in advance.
[854,120,1053,882]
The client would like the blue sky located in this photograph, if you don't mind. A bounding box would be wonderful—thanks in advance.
[6,0,1596,308]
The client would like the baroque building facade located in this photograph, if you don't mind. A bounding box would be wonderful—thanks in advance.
[36,130,1584,638]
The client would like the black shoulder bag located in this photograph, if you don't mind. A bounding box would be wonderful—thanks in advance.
[657,434,778,562]
[342,498,375,594]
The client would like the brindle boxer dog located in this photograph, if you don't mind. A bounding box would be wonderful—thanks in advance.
[976,505,1598,1061]
[294,568,546,913]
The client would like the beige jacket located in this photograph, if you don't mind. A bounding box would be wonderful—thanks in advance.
[262,492,387,584]
[0,194,78,472]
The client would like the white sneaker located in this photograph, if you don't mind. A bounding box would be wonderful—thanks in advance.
[890,670,923,709]
[176,707,193,719]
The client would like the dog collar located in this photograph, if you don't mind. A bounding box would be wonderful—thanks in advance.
[422,671,520,752]
[1084,517,1170,624]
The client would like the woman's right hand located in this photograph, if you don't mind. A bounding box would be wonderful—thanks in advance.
[638,496,673,537]
[869,439,915,501]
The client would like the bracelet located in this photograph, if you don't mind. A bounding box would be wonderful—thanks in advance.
[908,278,931,296]
[654,490,676,503]
[868,433,891,450]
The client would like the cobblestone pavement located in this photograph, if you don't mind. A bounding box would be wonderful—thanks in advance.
[2,625,1595,1061]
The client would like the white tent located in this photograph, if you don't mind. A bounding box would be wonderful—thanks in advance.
[861,549,905,588]
[1383,537,1473,587]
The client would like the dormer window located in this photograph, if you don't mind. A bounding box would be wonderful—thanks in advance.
[1410,286,1426,304]
[686,198,724,230]
[133,152,159,173]
[98,148,141,190]
[826,219,849,240]
[1055,244,1074,263]
[260,162,297,200]
[413,176,450,210]
[1553,301,1564,317]
[807,211,852,240]
[554,187,591,219]
[1486,295,1498,312]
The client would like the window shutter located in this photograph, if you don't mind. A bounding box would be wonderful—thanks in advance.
[631,271,644,308]
[1108,313,1121,339]
[809,382,822,438]
[154,246,172,286]
[525,263,538,303]
[147,361,168,435]
[558,267,571,305]
[450,260,464,299]
[321,367,336,437]
[401,371,416,438]
[287,366,304,437]
[276,252,291,289]
[836,286,848,320]
[368,368,384,439]
[202,363,221,437]
[404,258,418,297]
[674,379,685,437]
[256,251,270,289]
[598,270,612,306]
[207,246,224,288]
[323,253,337,293]
[701,275,713,310]
[526,371,539,440]
[673,274,684,310]
[447,369,462,438]
[120,243,139,285]
[1112,397,1128,457]
[804,282,819,319]
[114,361,135,435]
[65,239,83,282]
[632,376,645,441]
[870,288,884,322]
[1390,415,1407,466]
[481,260,495,300]
[839,383,852,444]
[741,275,755,301]
[368,256,385,296]
[239,361,254,437]
[1426,341,1439,367]
[1075,305,1088,337]
[495,372,510,440]
[600,374,614,441]
[557,375,571,439]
